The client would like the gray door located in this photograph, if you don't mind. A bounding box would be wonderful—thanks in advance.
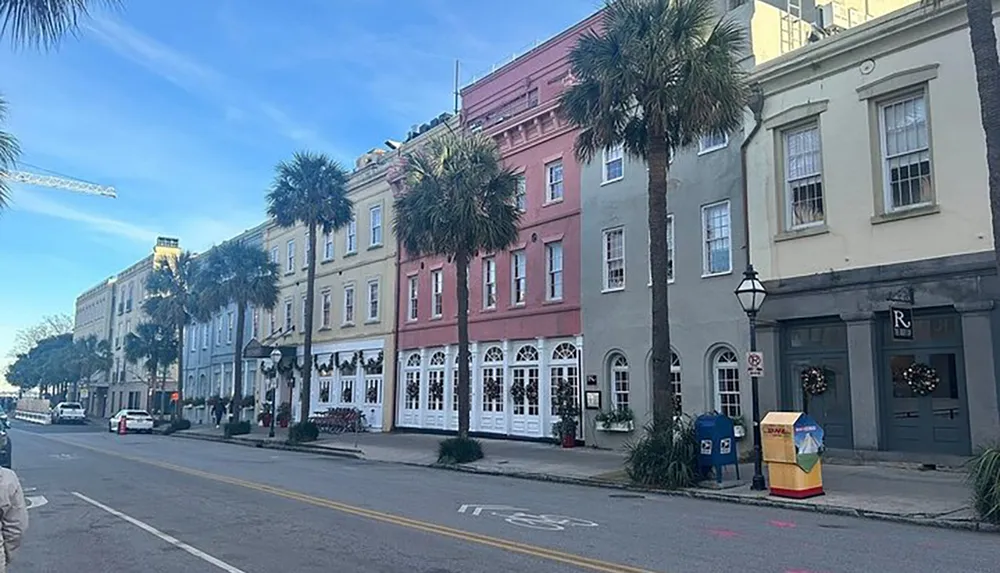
[786,355,853,450]
[880,312,971,456]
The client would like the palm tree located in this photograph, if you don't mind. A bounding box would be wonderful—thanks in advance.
[143,251,199,418]
[0,95,20,212]
[196,240,280,422]
[393,131,521,440]
[560,0,748,425]
[0,0,120,50]
[71,334,112,401]
[266,151,353,422]
[123,322,178,418]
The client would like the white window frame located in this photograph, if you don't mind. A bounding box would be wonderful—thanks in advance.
[366,279,380,321]
[226,311,234,344]
[714,349,742,418]
[269,246,279,265]
[878,90,933,213]
[602,144,624,184]
[431,269,443,318]
[514,174,526,212]
[369,205,383,247]
[346,216,357,254]
[286,239,295,273]
[343,284,355,325]
[648,215,676,286]
[698,131,729,154]
[511,250,526,306]
[784,123,825,230]
[321,290,332,328]
[545,159,564,203]
[610,353,630,411]
[301,294,307,330]
[602,227,625,292]
[215,315,222,344]
[407,275,419,321]
[482,257,497,309]
[323,232,334,261]
[303,237,310,269]
[701,200,732,277]
[283,299,293,333]
[546,241,563,301]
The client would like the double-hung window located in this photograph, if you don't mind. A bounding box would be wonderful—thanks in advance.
[514,175,526,212]
[879,92,932,212]
[603,144,624,183]
[431,270,443,318]
[343,285,355,325]
[323,232,334,261]
[546,160,564,202]
[784,124,825,228]
[546,242,563,301]
[407,276,418,321]
[369,205,383,247]
[346,216,357,254]
[483,258,497,309]
[699,131,728,154]
[286,239,295,273]
[321,291,331,328]
[602,228,625,291]
[367,279,380,321]
[511,250,526,305]
[702,201,732,276]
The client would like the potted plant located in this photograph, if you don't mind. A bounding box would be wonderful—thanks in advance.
[277,402,291,428]
[596,408,635,432]
[731,414,747,438]
[551,378,579,448]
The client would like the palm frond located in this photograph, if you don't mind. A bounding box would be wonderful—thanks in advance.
[0,0,121,50]
[266,151,353,233]
[0,94,22,211]
[196,239,280,316]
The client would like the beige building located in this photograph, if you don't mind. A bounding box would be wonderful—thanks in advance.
[745,0,1000,461]
[107,237,182,416]
[72,276,116,414]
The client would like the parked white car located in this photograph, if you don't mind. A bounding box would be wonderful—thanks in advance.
[51,402,86,424]
[108,409,154,434]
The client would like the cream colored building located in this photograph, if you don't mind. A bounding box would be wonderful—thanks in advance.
[72,276,116,414]
[108,237,182,415]
[745,0,1000,461]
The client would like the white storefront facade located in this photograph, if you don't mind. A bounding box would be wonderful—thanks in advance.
[305,337,388,431]
[395,336,583,440]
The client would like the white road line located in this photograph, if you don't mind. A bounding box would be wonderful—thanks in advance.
[70,492,246,573]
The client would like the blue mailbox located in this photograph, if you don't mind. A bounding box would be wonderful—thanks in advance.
[694,412,740,484]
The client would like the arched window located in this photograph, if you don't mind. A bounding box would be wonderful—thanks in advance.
[427,351,446,411]
[512,345,540,416]
[404,353,421,410]
[549,342,579,415]
[609,353,629,411]
[481,347,504,413]
[671,351,682,413]
[515,345,539,363]
[714,349,741,418]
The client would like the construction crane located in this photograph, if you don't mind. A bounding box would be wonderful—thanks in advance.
[0,169,117,198]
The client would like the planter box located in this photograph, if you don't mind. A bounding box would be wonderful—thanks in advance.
[597,421,634,433]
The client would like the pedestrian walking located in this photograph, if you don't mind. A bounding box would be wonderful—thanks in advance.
[0,467,28,572]
[213,401,225,428]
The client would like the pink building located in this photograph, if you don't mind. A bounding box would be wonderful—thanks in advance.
[393,13,601,440]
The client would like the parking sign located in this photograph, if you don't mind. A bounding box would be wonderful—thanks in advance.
[746,351,764,378]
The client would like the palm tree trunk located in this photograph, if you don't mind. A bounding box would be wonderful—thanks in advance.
[300,221,319,422]
[455,250,472,440]
[176,323,185,420]
[965,0,1000,271]
[231,302,247,423]
[647,132,675,427]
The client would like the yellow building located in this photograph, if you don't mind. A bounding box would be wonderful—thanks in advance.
[72,276,116,414]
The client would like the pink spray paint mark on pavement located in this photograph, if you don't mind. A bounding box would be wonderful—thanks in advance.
[769,519,797,528]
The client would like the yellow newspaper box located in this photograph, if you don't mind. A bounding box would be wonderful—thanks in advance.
[760,412,825,499]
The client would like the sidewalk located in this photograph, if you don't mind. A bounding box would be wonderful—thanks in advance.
[170,424,994,532]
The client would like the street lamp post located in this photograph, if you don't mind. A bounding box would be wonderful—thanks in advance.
[734,264,768,491]
[268,348,281,439]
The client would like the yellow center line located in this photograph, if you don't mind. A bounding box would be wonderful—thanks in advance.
[34,433,659,573]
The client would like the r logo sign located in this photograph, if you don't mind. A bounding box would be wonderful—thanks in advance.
[890,306,913,340]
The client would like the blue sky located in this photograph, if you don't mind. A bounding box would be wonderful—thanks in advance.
[0,0,602,377]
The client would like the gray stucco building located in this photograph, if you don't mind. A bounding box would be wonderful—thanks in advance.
[182,223,267,424]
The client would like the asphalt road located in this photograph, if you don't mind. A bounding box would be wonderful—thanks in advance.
[7,421,1000,573]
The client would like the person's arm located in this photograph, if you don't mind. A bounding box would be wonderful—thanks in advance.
[1,477,28,561]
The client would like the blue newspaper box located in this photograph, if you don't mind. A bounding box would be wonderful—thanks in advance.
[695,412,740,483]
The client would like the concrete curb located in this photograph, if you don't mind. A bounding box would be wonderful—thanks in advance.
[423,463,999,534]
[168,430,364,460]
[165,432,997,534]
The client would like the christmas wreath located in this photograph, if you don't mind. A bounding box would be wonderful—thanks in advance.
[800,366,828,396]
[510,379,526,403]
[365,385,379,403]
[902,363,939,396]
[526,379,539,404]
[406,379,420,402]
[483,377,503,401]
[429,379,444,402]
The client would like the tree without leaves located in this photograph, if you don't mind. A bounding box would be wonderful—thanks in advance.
[123,323,178,418]
[560,0,748,425]
[266,151,353,422]
[8,313,73,357]
[196,240,280,422]
[70,334,112,401]
[392,131,521,440]
[143,251,199,419]
[0,0,121,50]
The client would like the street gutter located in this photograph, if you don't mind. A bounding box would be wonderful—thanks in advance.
[166,431,997,534]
